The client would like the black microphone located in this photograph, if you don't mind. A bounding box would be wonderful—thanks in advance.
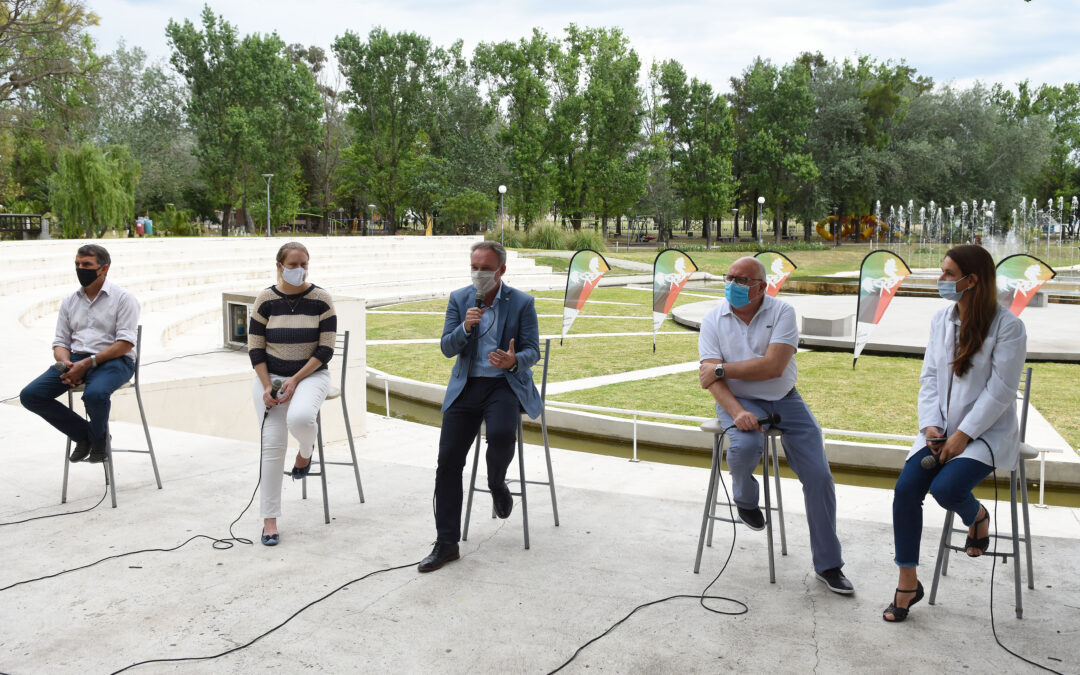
[757,413,780,426]
[475,288,485,308]
[921,437,947,469]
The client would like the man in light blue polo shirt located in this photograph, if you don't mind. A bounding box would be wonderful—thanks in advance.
[698,256,853,595]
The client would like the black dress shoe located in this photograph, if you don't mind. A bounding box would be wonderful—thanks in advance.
[816,567,855,595]
[737,506,766,531]
[418,541,460,573]
[491,483,513,519]
[290,458,312,480]
[68,439,91,463]
[86,435,111,464]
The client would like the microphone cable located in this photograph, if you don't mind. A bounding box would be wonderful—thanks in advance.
[0,399,277,594]
[0,483,108,527]
[980,441,1064,675]
[547,418,767,674]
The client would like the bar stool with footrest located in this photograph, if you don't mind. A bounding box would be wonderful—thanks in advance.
[294,330,365,524]
[928,366,1037,619]
[462,339,558,549]
[61,325,162,508]
[694,419,787,582]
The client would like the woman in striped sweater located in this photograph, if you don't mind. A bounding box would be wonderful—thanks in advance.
[248,242,337,546]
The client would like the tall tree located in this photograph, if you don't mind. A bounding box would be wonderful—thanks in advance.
[474,29,556,228]
[334,27,446,234]
[167,6,320,234]
[48,142,138,237]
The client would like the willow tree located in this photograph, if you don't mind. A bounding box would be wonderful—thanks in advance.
[49,143,139,238]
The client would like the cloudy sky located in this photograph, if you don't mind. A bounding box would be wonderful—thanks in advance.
[87,0,1078,92]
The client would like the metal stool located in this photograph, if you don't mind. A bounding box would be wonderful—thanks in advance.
[463,339,558,550]
[61,325,161,508]
[694,419,787,582]
[928,367,1038,618]
[294,331,366,524]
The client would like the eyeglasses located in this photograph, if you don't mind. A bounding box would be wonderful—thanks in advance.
[724,275,763,287]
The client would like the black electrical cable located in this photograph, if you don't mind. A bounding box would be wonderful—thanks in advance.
[546,420,753,674]
[0,482,109,527]
[107,559,421,674]
[0,406,272,594]
[982,442,1064,675]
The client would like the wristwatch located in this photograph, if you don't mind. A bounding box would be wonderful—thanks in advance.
[90,354,98,369]
[713,363,725,379]
[509,362,519,373]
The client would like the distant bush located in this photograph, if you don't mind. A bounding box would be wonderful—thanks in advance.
[486,228,526,248]
[567,228,607,252]
[526,222,568,250]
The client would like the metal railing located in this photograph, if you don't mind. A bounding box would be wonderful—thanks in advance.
[368,371,1064,506]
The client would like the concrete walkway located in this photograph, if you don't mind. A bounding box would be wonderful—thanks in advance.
[1,406,1079,674]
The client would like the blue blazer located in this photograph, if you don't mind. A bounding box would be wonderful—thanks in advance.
[440,283,542,419]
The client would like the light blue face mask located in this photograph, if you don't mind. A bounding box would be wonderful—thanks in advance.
[725,281,751,308]
[937,275,969,302]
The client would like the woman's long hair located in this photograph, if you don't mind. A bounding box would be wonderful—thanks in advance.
[945,245,998,377]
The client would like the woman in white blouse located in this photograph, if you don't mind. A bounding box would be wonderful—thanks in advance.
[883,244,1027,622]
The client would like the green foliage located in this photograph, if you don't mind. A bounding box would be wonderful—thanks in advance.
[442,190,495,233]
[486,227,526,248]
[49,143,139,238]
[525,222,568,249]
[150,204,202,236]
[567,228,607,251]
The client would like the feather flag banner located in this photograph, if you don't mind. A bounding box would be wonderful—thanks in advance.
[853,250,911,367]
[561,249,610,343]
[995,253,1056,317]
[651,249,697,351]
[754,250,797,297]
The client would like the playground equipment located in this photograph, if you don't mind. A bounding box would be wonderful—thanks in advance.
[815,214,892,242]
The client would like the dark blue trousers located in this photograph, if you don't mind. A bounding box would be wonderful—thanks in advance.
[434,377,519,543]
[892,446,993,567]
[20,354,135,445]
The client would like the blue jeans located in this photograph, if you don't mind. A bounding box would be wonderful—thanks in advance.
[20,354,135,445]
[715,388,843,574]
[892,447,993,567]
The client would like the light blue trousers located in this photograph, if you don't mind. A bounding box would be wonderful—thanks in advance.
[715,389,844,574]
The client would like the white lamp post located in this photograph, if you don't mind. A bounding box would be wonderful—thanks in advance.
[261,173,274,237]
[367,203,375,235]
[756,195,765,245]
[498,185,507,246]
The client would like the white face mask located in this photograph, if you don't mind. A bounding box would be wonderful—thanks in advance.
[471,270,498,294]
[281,265,307,286]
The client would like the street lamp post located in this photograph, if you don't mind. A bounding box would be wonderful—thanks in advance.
[498,185,507,246]
[756,195,765,246]
[261,173,274,237]
[367,204,375,236]
[731,207,739,241]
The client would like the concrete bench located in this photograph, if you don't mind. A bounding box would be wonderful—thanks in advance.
[802,312,853,337]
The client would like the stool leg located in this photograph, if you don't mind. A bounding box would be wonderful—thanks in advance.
[541,410,559,527]
[341,397,365,503]
[694,436,721,574]
[518,418,529,550]
[462,434,481,542]
[62,391,73,504]
[772,435,787,556]
[104,439,117,508]
[763,436,775,584]
[929,511,954,606]
[317,413,330,525]
[134,379,162,490]
[1010,471,1022,619]
[1019,461,1034,589]
[707,441,723,547]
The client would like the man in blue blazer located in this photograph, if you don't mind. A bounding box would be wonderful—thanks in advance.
[419,241,542,573]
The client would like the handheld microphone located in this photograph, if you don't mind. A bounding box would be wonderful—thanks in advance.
[757,413,781,426]
[475,288,485,308]
[270,377,284,400]
[922,437,947,469]
[53,361,70,373]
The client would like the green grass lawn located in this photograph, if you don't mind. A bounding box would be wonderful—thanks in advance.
[367,282,1080,449]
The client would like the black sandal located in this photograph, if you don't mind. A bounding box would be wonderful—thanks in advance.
[882,581,924,623]
[965,505,990,557]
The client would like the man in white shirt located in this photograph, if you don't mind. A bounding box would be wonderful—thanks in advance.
[20,245,140,464]
[698,256,853,594]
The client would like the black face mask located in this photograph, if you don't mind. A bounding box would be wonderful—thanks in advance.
[76,267,101,287]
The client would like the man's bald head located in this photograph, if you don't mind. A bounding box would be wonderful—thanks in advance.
[728,256,766,280]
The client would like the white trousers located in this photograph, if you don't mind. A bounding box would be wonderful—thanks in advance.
[252,369,331,519]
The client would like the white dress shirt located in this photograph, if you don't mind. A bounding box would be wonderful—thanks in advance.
[53,280,140,361]
[910,304,1027,469]
[698,294,800,401]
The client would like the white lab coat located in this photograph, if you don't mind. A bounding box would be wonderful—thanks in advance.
[909,304,1027,469]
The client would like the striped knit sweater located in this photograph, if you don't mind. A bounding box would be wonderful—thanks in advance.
[248,285,336,376]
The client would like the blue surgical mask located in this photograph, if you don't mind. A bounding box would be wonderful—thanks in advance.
[281,265,307,286]
[725,281,751,308]
[937,276,968,302]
